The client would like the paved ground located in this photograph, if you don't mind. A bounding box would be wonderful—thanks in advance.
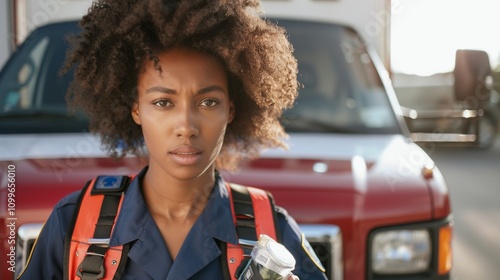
[426,136,500,280]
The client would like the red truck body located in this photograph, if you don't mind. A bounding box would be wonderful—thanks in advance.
[0,18,452,280]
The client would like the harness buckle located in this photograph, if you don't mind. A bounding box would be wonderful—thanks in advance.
[76,255,105,279]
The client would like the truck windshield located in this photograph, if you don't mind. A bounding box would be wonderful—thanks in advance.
[275,19,400,134]
[0,19,399,135]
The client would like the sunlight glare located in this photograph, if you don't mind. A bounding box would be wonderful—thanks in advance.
[391,0,500,76]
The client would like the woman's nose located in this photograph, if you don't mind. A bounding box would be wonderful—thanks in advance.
[174,105,200,138]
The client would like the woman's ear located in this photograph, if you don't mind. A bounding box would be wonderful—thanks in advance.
[228,101,235,124]
[131,102,141,125]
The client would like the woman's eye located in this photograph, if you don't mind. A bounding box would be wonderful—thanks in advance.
[200,98,219,107]
[153,99,172,107]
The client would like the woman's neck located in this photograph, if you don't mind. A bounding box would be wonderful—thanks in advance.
[142,165,215,222]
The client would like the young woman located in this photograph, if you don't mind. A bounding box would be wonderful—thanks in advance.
[19,1,328,279]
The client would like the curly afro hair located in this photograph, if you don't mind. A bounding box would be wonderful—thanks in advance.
[64,0,298,170]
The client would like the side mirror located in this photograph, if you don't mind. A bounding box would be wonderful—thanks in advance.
[453,49,492,109]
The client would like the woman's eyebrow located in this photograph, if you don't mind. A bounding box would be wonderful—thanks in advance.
[145,85,226,95]
[146,86,176,94]
[197,85,226,95]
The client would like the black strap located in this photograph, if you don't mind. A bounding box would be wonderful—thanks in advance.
[94,195,122,238]
[230,184,257,256]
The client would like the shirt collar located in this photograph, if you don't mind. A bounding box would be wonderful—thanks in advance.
[109,167,239,247]
[201,172,239,244]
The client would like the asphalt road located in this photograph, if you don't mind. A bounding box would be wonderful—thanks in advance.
[424,137,500,280]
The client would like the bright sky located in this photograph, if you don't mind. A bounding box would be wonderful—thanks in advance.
[391,0,500,76]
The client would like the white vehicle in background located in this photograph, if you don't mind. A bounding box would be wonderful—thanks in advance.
[4,0,392,68]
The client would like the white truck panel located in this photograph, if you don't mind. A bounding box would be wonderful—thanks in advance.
[15,0,93,44]
[261,0,390,67]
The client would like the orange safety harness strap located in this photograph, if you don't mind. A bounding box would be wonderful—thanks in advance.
[224,183,280,279]
[64,176,131,280]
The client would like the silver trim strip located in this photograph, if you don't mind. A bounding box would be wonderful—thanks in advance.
[410,132,476,142]
[238,239,257,248]
[88,238,110,246]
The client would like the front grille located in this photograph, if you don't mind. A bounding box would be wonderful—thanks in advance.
[300,224,343,280]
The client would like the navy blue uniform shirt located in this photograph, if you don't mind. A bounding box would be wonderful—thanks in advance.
[19,168,327,280]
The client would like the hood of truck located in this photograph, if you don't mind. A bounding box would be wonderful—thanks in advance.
[227,133,443,231]
[0,133,448,228]
[226,133,452,278]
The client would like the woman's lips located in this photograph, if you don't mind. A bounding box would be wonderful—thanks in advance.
[169,145,203,166]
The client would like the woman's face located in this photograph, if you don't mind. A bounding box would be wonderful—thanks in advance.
[132,48,234,181]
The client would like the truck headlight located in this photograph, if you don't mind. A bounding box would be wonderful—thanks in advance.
[371,229,431,274]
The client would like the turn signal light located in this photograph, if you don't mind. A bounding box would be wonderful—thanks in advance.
[438,225,453,275]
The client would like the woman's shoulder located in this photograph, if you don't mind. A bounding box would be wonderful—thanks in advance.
[49,189,83,230]
[273,205,301,238]
[54,189,82,210]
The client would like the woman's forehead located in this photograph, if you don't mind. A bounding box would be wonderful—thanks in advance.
[138,48,229,89]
